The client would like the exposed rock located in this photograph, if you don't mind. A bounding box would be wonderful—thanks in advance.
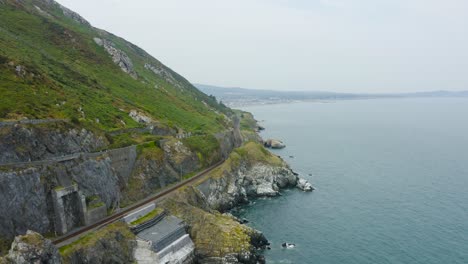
[34,5,52,18]
[297,178,314,192]
[94,38,137,79]
[264,139,286,149]
[144,63,181,88]
[161,139,199,175]
[15,65,25,77]
[197,142,298,212]
[58,4,90,26]
[161,187,267,264]
[60,222,136,264]
[3,230,61,264]
[0,122,107,163]
[121,146,180,205]
[0,168,51,238]
[0,143,137,238]
[128,110,152,124]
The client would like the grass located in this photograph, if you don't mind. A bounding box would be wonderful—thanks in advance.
[161,187,254,257]
[183,134,221,166]
[207,141,284,180]
[130,207,164,226]
[59,222,134,257]
[0,0,232,134]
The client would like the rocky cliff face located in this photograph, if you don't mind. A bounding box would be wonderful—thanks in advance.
[0,118,243,241]
[1,230,61,264]
[197,142,298,212]
[160,187,268,264]
[0,122,107,163]
[60,223,136,264]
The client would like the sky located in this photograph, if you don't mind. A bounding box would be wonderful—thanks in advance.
[56,0,468,93]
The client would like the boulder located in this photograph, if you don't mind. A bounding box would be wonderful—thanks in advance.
[297,178,314,192]
[264,139,286,149]
[3,230,61,264]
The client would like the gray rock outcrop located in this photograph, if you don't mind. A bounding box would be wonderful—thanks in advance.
[264,139,286,149]
[94,38,137,79]
[144,63,181,88]
[0,122,107,164]
[2,230,61,264]
[128,110,153,124]
[198,162,298,212]
[297,178,314,192]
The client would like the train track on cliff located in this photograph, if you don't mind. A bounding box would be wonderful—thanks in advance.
[52,159,224,246]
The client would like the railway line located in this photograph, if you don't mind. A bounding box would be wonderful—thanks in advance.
[52,159,224,246]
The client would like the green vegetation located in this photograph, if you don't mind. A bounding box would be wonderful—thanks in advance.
[136,141,164,160]
[206,142,284,180]
[0,237,11,256]
[235,110,258,131]
[107,132,164,149]
[0,0,231,135]
[183,134,220,166]
[130,207,164,226]
[233,141,282,166]
[161,187,254,257]
[59,222,134,257]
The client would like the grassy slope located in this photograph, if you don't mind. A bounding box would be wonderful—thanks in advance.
[0,0,231,133]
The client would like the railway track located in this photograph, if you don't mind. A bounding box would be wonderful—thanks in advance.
[53,159,224,245]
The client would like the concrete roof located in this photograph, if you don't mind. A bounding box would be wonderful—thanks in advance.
[136,215,185,244]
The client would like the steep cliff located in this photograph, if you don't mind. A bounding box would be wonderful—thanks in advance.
[160,187,268,264]
[0,0,307,263]
[197,142,298,212]
[1,230,61,264]
[59,223,135,264]
[156,141,300,263]
[0,0,241,245]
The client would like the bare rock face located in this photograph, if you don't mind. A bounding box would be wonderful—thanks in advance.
[0,122,107,163]
[94,38,137,79]
[0,169,50,238]
[3,230,61,264]
[58,4,90,26]
[128,110,153,124]
[41,0,90,26]
[198,162,298,212]
[161,139,199,175]
[144,63,181,88]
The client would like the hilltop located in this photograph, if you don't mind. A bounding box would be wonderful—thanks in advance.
[0,0,230,134]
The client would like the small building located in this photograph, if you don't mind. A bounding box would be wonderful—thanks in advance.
[129,209,195,263]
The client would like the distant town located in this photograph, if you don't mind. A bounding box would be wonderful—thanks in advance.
[196,84,468,108]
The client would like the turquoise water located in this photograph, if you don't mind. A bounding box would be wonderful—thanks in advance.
[237,98,468,264]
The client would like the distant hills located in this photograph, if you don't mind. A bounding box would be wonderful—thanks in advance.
[195,84,468,107]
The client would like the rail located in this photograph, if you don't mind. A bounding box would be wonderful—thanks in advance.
[52,159,224,245]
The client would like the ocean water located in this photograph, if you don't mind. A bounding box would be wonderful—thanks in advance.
[236,98,468,264]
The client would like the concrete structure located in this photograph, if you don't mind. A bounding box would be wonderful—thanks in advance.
[84,204,107,225]
[123,203,156,224]
[51,184,86,235]
[133,215,195,264]
[157,234,194,263]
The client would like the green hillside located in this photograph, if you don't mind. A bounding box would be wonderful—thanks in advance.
[0,0,231,133]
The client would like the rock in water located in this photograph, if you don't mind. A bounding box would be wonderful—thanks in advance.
[297,178,314,192]
[3,230,61,264]
[281,242,296,248]
[264,139,286,149]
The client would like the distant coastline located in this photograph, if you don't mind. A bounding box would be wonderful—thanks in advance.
[195,83,468,108]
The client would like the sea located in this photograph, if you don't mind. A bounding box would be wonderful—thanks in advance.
[234,98,468,264]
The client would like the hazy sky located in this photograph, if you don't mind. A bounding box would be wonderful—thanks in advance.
[56,0,468,93]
